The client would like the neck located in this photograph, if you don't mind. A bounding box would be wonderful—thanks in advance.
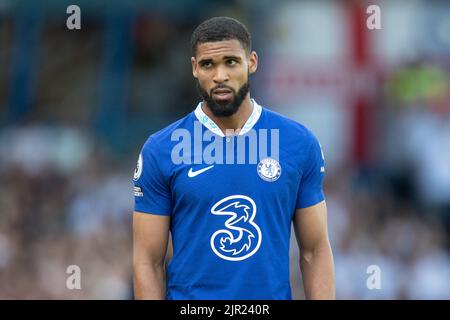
[202,94,253,136]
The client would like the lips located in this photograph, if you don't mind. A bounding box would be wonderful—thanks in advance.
[212,88,233,101]
[213,88,232,94]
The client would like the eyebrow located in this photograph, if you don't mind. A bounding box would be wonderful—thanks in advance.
[198,55,242,65]
[198,58,213,65]
[223,55,241,61]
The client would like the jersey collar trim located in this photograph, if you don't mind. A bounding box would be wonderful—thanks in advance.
[194,98,262,137]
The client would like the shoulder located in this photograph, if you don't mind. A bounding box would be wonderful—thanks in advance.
[262,107,318,144]
[141,112,194,156]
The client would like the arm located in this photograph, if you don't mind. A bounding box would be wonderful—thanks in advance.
[133,211,170,300]
[293,200,335,299]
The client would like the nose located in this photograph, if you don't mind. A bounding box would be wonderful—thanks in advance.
[213,65,229,83]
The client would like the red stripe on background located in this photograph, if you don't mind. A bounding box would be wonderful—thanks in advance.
[350,2,372,165]
[352,4,368,67]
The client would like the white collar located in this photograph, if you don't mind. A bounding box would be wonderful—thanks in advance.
[194,98,262,137]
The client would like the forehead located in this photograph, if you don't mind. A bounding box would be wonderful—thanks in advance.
[195,39,246,60]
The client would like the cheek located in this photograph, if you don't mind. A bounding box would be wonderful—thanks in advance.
[233,69,248,84]
[199,77,210,85]
[197,70,213,83]
[196,76,213,91]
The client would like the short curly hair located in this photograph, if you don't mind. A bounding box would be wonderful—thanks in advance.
[191,17,252,56]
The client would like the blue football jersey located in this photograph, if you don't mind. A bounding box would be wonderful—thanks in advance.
[133,99,325,300]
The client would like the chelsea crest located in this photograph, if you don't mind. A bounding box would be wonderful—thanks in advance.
[257,157,281,182]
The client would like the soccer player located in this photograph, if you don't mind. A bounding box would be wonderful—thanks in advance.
[133,17,335,300]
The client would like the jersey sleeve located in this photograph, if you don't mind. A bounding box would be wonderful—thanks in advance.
[296,132,325,209]
[133,137,172,216]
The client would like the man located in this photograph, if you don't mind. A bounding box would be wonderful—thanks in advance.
[133,16,335,300]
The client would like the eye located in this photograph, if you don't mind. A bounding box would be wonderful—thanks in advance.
[226,59,237,66]
[201,61,212,68]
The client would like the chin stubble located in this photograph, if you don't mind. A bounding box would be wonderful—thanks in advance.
[197,80,250,118]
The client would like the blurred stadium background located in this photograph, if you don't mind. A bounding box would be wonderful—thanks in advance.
[0,0,449,299]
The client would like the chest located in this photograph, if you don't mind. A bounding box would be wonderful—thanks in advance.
[170,153,301,212]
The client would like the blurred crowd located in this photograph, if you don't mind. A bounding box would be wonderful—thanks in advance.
[0,1,449,299]
[0,125,133,299]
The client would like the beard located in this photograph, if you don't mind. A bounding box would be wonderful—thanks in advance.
[197,78,250,118]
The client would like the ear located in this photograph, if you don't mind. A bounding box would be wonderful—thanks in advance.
[191,57,198,78]
[248,51,258,75]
